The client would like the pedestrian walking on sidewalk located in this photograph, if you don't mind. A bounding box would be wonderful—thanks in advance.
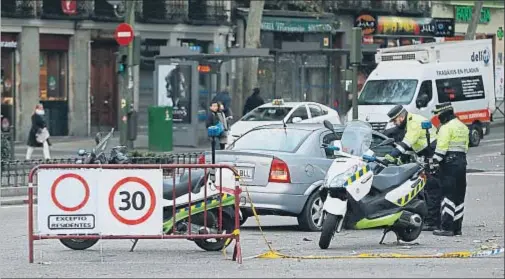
[25,104,51,160]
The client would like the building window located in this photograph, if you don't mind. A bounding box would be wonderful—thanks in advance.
[39,51,67,101]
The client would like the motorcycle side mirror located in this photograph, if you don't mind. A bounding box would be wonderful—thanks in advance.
[421,120,433,130]
[362,154,376,162]
[77,149,86,156]
[325,145,340,152]
[323,120,334,132]
[94,132,102,145]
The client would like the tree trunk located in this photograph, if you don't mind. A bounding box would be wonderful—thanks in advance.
[242,0,265,115]
[465,0,484,40]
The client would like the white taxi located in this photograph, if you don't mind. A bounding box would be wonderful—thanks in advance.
[227,99,340,145]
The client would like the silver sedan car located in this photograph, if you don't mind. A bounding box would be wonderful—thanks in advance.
[203,123,394,231]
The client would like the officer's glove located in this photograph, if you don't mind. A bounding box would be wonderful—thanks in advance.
[384,154,398,166]
[428,158,440,174]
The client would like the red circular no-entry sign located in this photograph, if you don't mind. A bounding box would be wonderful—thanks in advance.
[114,23,134,46]
[51,173,90,212]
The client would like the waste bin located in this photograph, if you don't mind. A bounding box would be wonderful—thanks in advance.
[148,106,173,152]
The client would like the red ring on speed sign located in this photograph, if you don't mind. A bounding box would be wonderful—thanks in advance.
[51,173,90,212]
[108,177,156,226]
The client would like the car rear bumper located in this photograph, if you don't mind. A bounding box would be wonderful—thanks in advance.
[238,185,309,216]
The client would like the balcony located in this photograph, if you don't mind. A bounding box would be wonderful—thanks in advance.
[137,0,187,24]
[331,0,431,16]
[1,0,38,18]
[188,0,228,25]
[92,0,125,22]
[40,0,93,20]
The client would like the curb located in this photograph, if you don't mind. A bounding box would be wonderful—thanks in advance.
[490,119,504,128]
[1,186,37,197]
[1,196,36,206]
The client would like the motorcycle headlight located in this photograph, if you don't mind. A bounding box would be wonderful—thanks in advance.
[327,165,359,188]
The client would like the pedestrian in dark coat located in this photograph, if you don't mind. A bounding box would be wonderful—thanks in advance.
[26,104,51,160]
[243,87,264,116]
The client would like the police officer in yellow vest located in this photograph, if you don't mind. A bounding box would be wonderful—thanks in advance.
[431,103,469,237]
[384,105,441,230]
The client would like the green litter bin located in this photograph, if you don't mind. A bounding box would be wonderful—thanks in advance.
[148,106,173,152]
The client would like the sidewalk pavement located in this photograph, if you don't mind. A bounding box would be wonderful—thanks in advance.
[12,133,210,160]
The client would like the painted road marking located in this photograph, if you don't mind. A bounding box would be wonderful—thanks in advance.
[467,172,504,176]
[481,138,505,143]
[475,152,504,158]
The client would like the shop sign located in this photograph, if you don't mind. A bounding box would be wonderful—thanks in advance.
[377,16,454,37]
[455,6,491,24]
[261,16,336,33]
[0,41,17,48]
[355,14,377,35]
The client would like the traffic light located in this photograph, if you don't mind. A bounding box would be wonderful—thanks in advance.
[116,51,127,74]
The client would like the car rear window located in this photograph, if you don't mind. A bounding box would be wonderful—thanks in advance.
[241,107,293,121]
[230,128,311,153]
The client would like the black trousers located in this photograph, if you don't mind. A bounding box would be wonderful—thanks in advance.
[424,174,442,227]
[439,153,467,233]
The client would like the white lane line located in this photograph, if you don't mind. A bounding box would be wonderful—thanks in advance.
[474,152,504,158]
[467,172,504,176]
[481,139,504,143]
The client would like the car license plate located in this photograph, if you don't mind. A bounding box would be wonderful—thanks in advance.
[237,167,254,181]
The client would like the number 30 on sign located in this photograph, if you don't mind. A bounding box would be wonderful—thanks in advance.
[99,169,163,235]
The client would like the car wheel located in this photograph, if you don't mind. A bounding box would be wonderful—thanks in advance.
[298,191,323,232]
[469,124,481,147]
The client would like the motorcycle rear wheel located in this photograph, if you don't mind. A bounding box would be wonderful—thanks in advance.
[319,213,342,249]
[60,239,99,250]
[396,219,424,242]
[194,211,235,252]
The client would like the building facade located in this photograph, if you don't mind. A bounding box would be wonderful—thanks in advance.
[431,1,504,66]
[1,0,232,141]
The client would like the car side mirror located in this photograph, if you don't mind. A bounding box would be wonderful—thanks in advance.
[292,117,303,123]
[416,94,429,109]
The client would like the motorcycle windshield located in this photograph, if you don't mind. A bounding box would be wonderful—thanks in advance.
[95,130,114,152]
[340,120,373,157]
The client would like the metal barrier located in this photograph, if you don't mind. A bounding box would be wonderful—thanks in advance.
[27,163,243,264]
[1,152,203,187]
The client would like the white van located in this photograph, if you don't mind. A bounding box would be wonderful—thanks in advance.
[348,39,495,147]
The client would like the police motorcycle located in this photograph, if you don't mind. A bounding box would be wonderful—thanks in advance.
[60,125,237,252]
[318,120,431,249]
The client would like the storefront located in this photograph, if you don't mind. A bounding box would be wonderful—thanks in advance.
[354,14,455,87]
[1,33,18,133]
[39,34,70,136]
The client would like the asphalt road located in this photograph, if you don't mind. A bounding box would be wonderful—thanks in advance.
[1,125,503,278]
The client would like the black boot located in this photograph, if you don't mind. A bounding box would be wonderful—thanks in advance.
[454,230,462,236]
[422,224,438,231]
[433,229,454,236]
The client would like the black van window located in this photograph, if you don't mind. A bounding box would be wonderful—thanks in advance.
[419,80,433,101]
[436,75,485,102]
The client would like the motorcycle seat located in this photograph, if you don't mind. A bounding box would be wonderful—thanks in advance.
[162,169,206,200]
[372,163,421,193]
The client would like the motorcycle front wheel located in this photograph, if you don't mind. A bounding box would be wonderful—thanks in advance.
[60,239,99,250]
[318,213,342,249]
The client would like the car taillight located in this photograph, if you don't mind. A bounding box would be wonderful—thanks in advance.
[197,154,205,164]
[268,157,291,183]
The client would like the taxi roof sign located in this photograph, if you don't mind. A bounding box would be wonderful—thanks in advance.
[272,99,284,106]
